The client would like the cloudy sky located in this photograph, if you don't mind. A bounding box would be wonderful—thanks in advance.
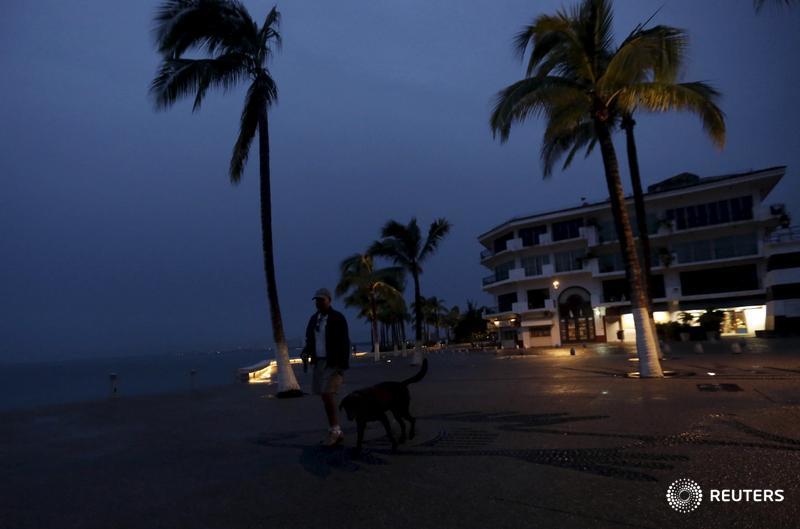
[1,0,798,362]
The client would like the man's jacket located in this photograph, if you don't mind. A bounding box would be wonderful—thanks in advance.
[302,309,350,370]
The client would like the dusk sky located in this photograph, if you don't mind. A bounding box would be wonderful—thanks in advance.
[1,0,798,362]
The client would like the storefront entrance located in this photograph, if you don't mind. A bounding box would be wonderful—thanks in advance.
[558,287,596,343]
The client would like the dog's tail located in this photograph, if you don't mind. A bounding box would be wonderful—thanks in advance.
[401,358,428,386]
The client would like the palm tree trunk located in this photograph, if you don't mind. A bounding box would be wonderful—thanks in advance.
[258,113,300,393]
[594,117,663,378]
[412,269,423,343]
[411,269,423,365]
[622,115,653,309]
[370,294,380,359]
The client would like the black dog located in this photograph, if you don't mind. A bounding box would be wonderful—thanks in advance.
[339,359,428,453]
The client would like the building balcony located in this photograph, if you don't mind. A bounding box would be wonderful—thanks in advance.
[480,237,524,262]
[766,225,800,245]
[509,267,526,281]
[757,203,788,224]
[579,225,598,246]
[513,299,555,313]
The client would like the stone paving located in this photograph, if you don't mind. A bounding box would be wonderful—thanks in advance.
[2,338,799,529]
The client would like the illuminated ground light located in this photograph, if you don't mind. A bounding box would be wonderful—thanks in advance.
[626,370,680,378]
[241,358,305,384]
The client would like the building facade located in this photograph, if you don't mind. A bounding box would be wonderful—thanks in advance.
[478,166,799,348]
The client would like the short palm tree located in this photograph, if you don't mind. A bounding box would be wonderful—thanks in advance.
[370,218,451,362]
[336,253,405,357]
[490,0,719,376]
[443,305,461,342]
[453,301,490,343]
[537,23,725,304]
[376,294,408,350]
[426,296,448,342]
[150,1,300,394]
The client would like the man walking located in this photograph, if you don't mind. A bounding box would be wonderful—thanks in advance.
[302,288,350,446]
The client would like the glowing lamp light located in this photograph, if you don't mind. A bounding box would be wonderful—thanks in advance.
[552,280,560,290]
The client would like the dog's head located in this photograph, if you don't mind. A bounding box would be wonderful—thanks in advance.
[339,392,363,421]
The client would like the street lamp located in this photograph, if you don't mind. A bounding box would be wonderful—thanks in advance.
[552,279,560,290]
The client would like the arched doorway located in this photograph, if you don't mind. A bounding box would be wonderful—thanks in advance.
[558,286,595,343]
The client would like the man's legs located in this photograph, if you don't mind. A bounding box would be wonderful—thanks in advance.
[321,392,339,427]
[319,369,344,446]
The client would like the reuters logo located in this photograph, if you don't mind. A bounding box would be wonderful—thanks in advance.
[666,478,703,513]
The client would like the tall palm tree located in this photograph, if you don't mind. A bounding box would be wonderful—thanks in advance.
[150,1,300,394]
[370,218,451,363]
[336,253,405,357]
[490,0,723,376]
[538,23,725,305]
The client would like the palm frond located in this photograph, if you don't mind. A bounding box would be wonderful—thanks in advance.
[369,240,412,268]
[150,54,249,111]
[381,219,422,262]
[524,13,597,80]
[541,119,596,177]
[490,76,586,142]
[258,5,282,62]
[419,218,452,261]
[514,14,570,74]
[618,81,726,147]
[229,73,277,182]
[154,0,258,58]
[602,25,688,91]
[754,0,799,11]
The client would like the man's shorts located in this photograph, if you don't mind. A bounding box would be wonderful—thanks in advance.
[312,358,344,395]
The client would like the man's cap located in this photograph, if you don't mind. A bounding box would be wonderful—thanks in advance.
[312,288,332,301]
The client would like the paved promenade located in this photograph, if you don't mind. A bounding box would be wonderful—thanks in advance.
[2,338,799,529]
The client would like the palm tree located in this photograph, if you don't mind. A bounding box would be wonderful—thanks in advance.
[336,253,405,359]
[443,305,461,342]
[376,294,408,350]
[427,296,448,343]
[490,0,724,376]
[150,1,300,394]
[453,301,490,343]
[538,23,725,305]
[370,218,451,363]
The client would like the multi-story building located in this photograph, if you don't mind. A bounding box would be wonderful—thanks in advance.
[478,166,799,348]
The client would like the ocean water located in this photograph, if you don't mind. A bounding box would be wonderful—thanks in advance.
[0,349,274,412]
[0,342,375,412]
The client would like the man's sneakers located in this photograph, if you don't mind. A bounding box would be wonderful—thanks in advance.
[321,427,344,447]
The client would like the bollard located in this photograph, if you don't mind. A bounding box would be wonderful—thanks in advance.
[662,343,671,355]
[109,373,118,397]
[739,339,748,352]
[694,343,704,354]
[570,347,576,356]
[731,342,742,354]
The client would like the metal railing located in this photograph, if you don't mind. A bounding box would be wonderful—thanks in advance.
[480,248,494,259]
[482,274,498,286]
[766,226,800,243]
